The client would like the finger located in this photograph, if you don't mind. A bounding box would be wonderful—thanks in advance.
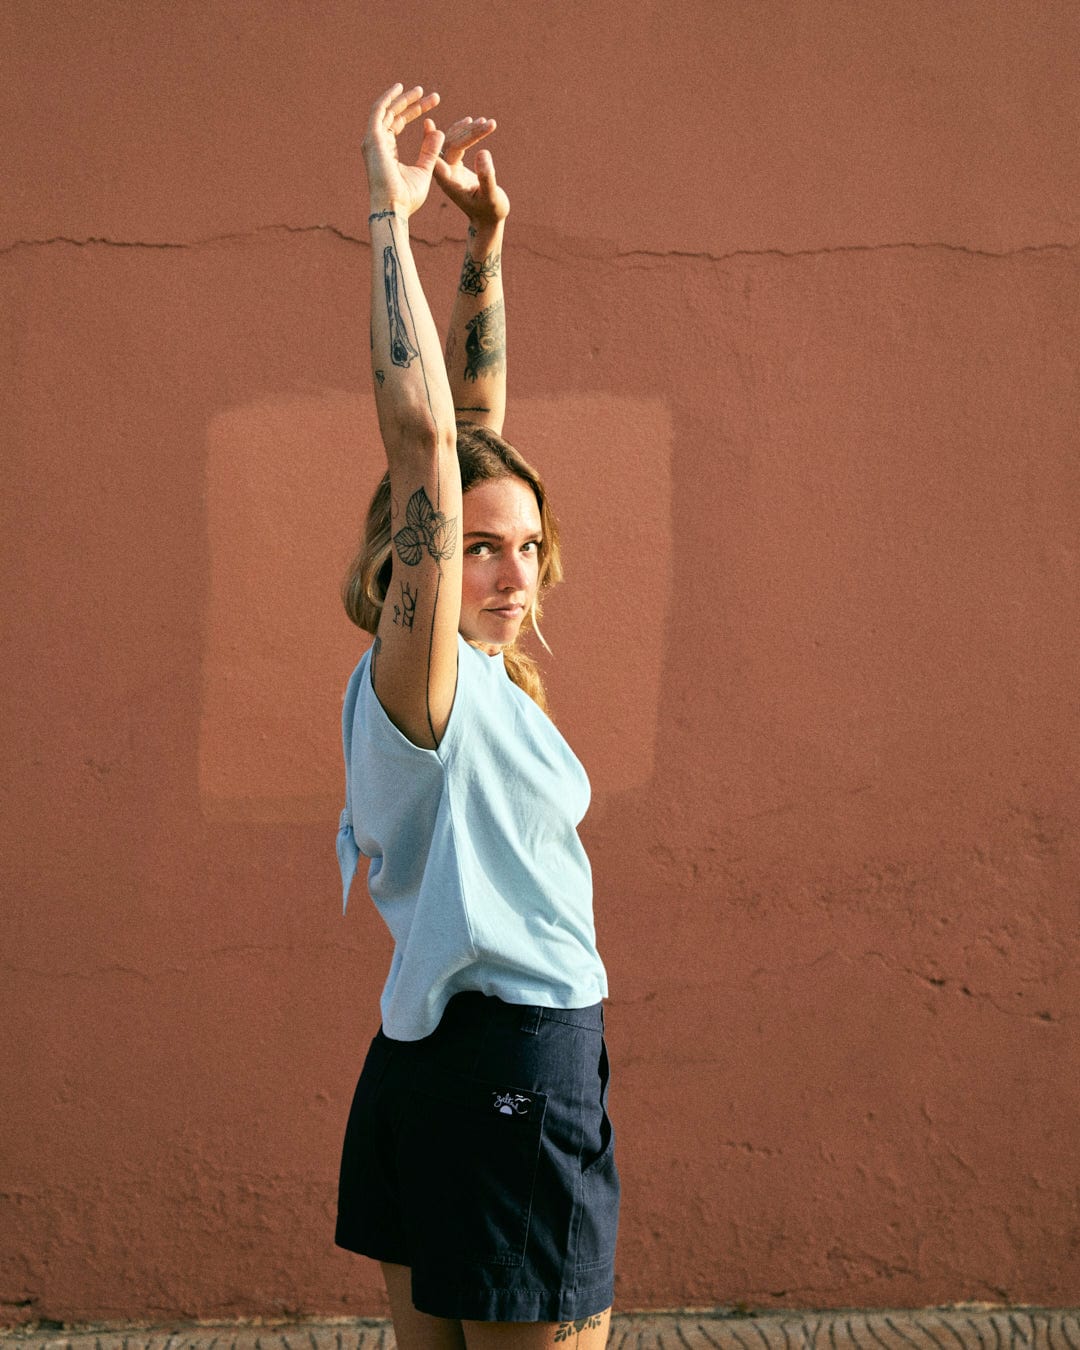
[444,117,476,137]
[453,117,497,154]
[374,82,404,112]
[392,88,439,133]
[388,83,423,116]
[440,118,480,167]
[369,81,404,131]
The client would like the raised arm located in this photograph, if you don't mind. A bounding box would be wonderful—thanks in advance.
[434,118,509,434]
[363,84,462,749]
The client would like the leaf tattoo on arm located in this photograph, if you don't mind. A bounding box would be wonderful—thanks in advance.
[383,246,419,368]
[393,487,458,567]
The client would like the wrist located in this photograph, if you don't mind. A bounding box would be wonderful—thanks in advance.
[368,201,409,225]
[466,217,504,253]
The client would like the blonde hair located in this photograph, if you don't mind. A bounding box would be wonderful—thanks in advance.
[342,423,563,712]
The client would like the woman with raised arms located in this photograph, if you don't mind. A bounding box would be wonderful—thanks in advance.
[334,83,619,1350]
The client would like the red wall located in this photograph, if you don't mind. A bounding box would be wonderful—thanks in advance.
[3,0,1079,1324]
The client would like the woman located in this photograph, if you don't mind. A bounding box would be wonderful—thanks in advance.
[335,84,619,1350]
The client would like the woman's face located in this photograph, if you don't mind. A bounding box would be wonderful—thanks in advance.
[459,475,543,655]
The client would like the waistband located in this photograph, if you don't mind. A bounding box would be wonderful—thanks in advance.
[391,991,604,1044]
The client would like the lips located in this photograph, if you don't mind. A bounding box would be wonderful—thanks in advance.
[486,604,524,619]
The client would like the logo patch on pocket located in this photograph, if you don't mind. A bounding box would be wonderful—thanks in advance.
[492,1090,533,1117]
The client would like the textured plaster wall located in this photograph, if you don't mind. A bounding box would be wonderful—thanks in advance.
[3,0,1079,1326]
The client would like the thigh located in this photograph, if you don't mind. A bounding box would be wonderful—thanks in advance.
[463,1308,612,1350]
[382,1263,466,1350]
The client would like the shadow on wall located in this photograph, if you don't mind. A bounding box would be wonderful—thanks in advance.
[199,392,674,822]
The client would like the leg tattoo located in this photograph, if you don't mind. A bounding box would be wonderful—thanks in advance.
[554,1316,605,1343]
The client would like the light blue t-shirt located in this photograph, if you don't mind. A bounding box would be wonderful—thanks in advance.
[336,635,608,1041]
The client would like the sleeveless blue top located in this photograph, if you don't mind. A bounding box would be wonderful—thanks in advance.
[336,635,608,1041]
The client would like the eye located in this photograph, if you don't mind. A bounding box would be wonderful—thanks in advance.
[466,541,493,556]
[522,540,541,554]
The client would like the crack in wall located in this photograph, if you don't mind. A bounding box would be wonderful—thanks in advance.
[864,951,1068,1024]
[0,942,366,983]
[1,225,1077,263]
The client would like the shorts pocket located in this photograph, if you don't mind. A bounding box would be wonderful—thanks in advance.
[576,1139,619,1272]
[576,1037,619,1273]
[403,1066,548,1268]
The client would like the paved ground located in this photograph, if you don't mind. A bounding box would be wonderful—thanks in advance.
[5,1310,1080,1350]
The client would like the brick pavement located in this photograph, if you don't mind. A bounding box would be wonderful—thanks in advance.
[4,1310,1080,1350]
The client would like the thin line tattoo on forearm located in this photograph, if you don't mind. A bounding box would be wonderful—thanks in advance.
[378,221,439,502]
[383,246,419,367]
[393,487,457,567]
[372,217,448,747]
[393,580,418,630]
[459,248,501,297]
[464,299,505,382]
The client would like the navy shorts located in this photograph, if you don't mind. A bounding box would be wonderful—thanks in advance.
[335,992,619,1322]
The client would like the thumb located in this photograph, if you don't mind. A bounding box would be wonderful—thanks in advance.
[475,148,496,193]
[416,119,446,175]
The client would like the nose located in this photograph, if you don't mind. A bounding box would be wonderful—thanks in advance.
[498,550,530,593]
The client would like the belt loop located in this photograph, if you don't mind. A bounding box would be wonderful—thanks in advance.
[520,1005,543,1035]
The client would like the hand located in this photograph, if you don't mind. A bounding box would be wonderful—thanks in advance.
[362,83,444,217]
[433,117,510,228]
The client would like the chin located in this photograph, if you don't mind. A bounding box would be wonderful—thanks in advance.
[463,615,525,651]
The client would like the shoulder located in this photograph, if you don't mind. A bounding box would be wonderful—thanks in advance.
[352,635,490,763]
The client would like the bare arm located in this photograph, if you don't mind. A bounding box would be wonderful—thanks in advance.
[364,84,462,749]
[434,118,509,434]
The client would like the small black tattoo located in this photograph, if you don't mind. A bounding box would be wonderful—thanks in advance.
[464,300,505,382]
[459,248,501,297]
[455,405,491,413]
[383,246,419,368]
[368,208,397,223]
[393,580,418,630]
[375,369,385,386]
[393,487,457,567]
[554,1316,604,1342]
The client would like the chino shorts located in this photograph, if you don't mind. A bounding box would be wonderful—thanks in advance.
[335,992,619,1323]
